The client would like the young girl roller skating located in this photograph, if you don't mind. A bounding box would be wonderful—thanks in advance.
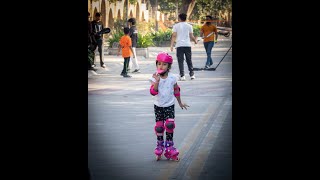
[149,52,189,161]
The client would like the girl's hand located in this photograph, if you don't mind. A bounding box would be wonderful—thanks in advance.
[152,72,160,83]
[179,103,189,110]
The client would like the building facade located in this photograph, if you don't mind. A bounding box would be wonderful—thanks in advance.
[88,0,166,28]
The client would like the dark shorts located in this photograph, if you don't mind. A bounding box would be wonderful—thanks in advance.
[154,104,175,122]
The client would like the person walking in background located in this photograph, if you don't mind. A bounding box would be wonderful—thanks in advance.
[91,12,106,68]
[117,27,133,78]
[200,15,218,69]
[88,12,96,71]
[128,18,140,73]
[170,13,198,81]
[149,52,189,161]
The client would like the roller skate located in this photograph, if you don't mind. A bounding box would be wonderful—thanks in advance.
[164,140,180,161]
[154,140,164,161]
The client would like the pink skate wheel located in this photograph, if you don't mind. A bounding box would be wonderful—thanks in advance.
[171,156,180,161]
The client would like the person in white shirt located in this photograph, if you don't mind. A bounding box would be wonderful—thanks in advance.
[170,13,198,81]
[149,52,189,161]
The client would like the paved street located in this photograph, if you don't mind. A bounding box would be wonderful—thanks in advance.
[88,35,232,180]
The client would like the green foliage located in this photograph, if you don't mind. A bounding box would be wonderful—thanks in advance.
[142,0,231,22]
[150,29,172,46]
[110,0,136,5]
[107,0,117,3]
[88,48,94,65]
[192,25,201,37]
[137,33,154,48]
[137,21,155,35]
[195,0,232,19]
[158,1,179,14]
[129,0,137,4]
[149,0,181,20]
[107,30,124,48]
[108,30,154,48]
[113,19,127,32]
[168,14,176,21]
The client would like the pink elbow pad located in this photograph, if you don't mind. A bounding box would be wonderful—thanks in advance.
[174,85,180,97]
[150,85,158,96]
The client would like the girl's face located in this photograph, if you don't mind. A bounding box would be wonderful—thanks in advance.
[157,61,169,72]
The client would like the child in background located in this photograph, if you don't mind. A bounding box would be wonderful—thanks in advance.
[118,27,133,78]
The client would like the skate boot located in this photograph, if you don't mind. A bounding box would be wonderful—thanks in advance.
[164,140,180,161]
[154,140,164,161]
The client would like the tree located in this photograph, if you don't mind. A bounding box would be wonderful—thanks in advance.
[158,0,177,14]
[145,0,231,25]
[158,0,180,21]
[179,0,196,19]
[150,0,196,20]
[185,0,196,19]
[107,0,136,4]
[193,0,232,25]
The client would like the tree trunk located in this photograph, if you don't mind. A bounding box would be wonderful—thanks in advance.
[176,1,179,20]
[186,0,196,20]
[150,6,158,31]
[150,6,156,21]
[179,0,192,14]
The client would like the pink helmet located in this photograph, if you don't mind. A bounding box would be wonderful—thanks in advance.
[156,52,173,64]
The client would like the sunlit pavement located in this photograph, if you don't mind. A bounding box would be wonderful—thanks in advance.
[88,35,232,180]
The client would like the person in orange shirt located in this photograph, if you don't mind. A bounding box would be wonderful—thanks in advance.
[200,15,218,68]
[118,27,134,78]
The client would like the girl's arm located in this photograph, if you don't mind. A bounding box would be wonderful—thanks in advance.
[174,83,189,110]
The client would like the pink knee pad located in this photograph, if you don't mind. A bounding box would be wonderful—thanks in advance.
[154,121,165,136]
[165,118,175,133]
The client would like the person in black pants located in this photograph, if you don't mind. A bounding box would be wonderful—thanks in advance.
[88,12,97,71]
[170,13,198,81]
[91,12,106,68]
[128,18,140,73]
